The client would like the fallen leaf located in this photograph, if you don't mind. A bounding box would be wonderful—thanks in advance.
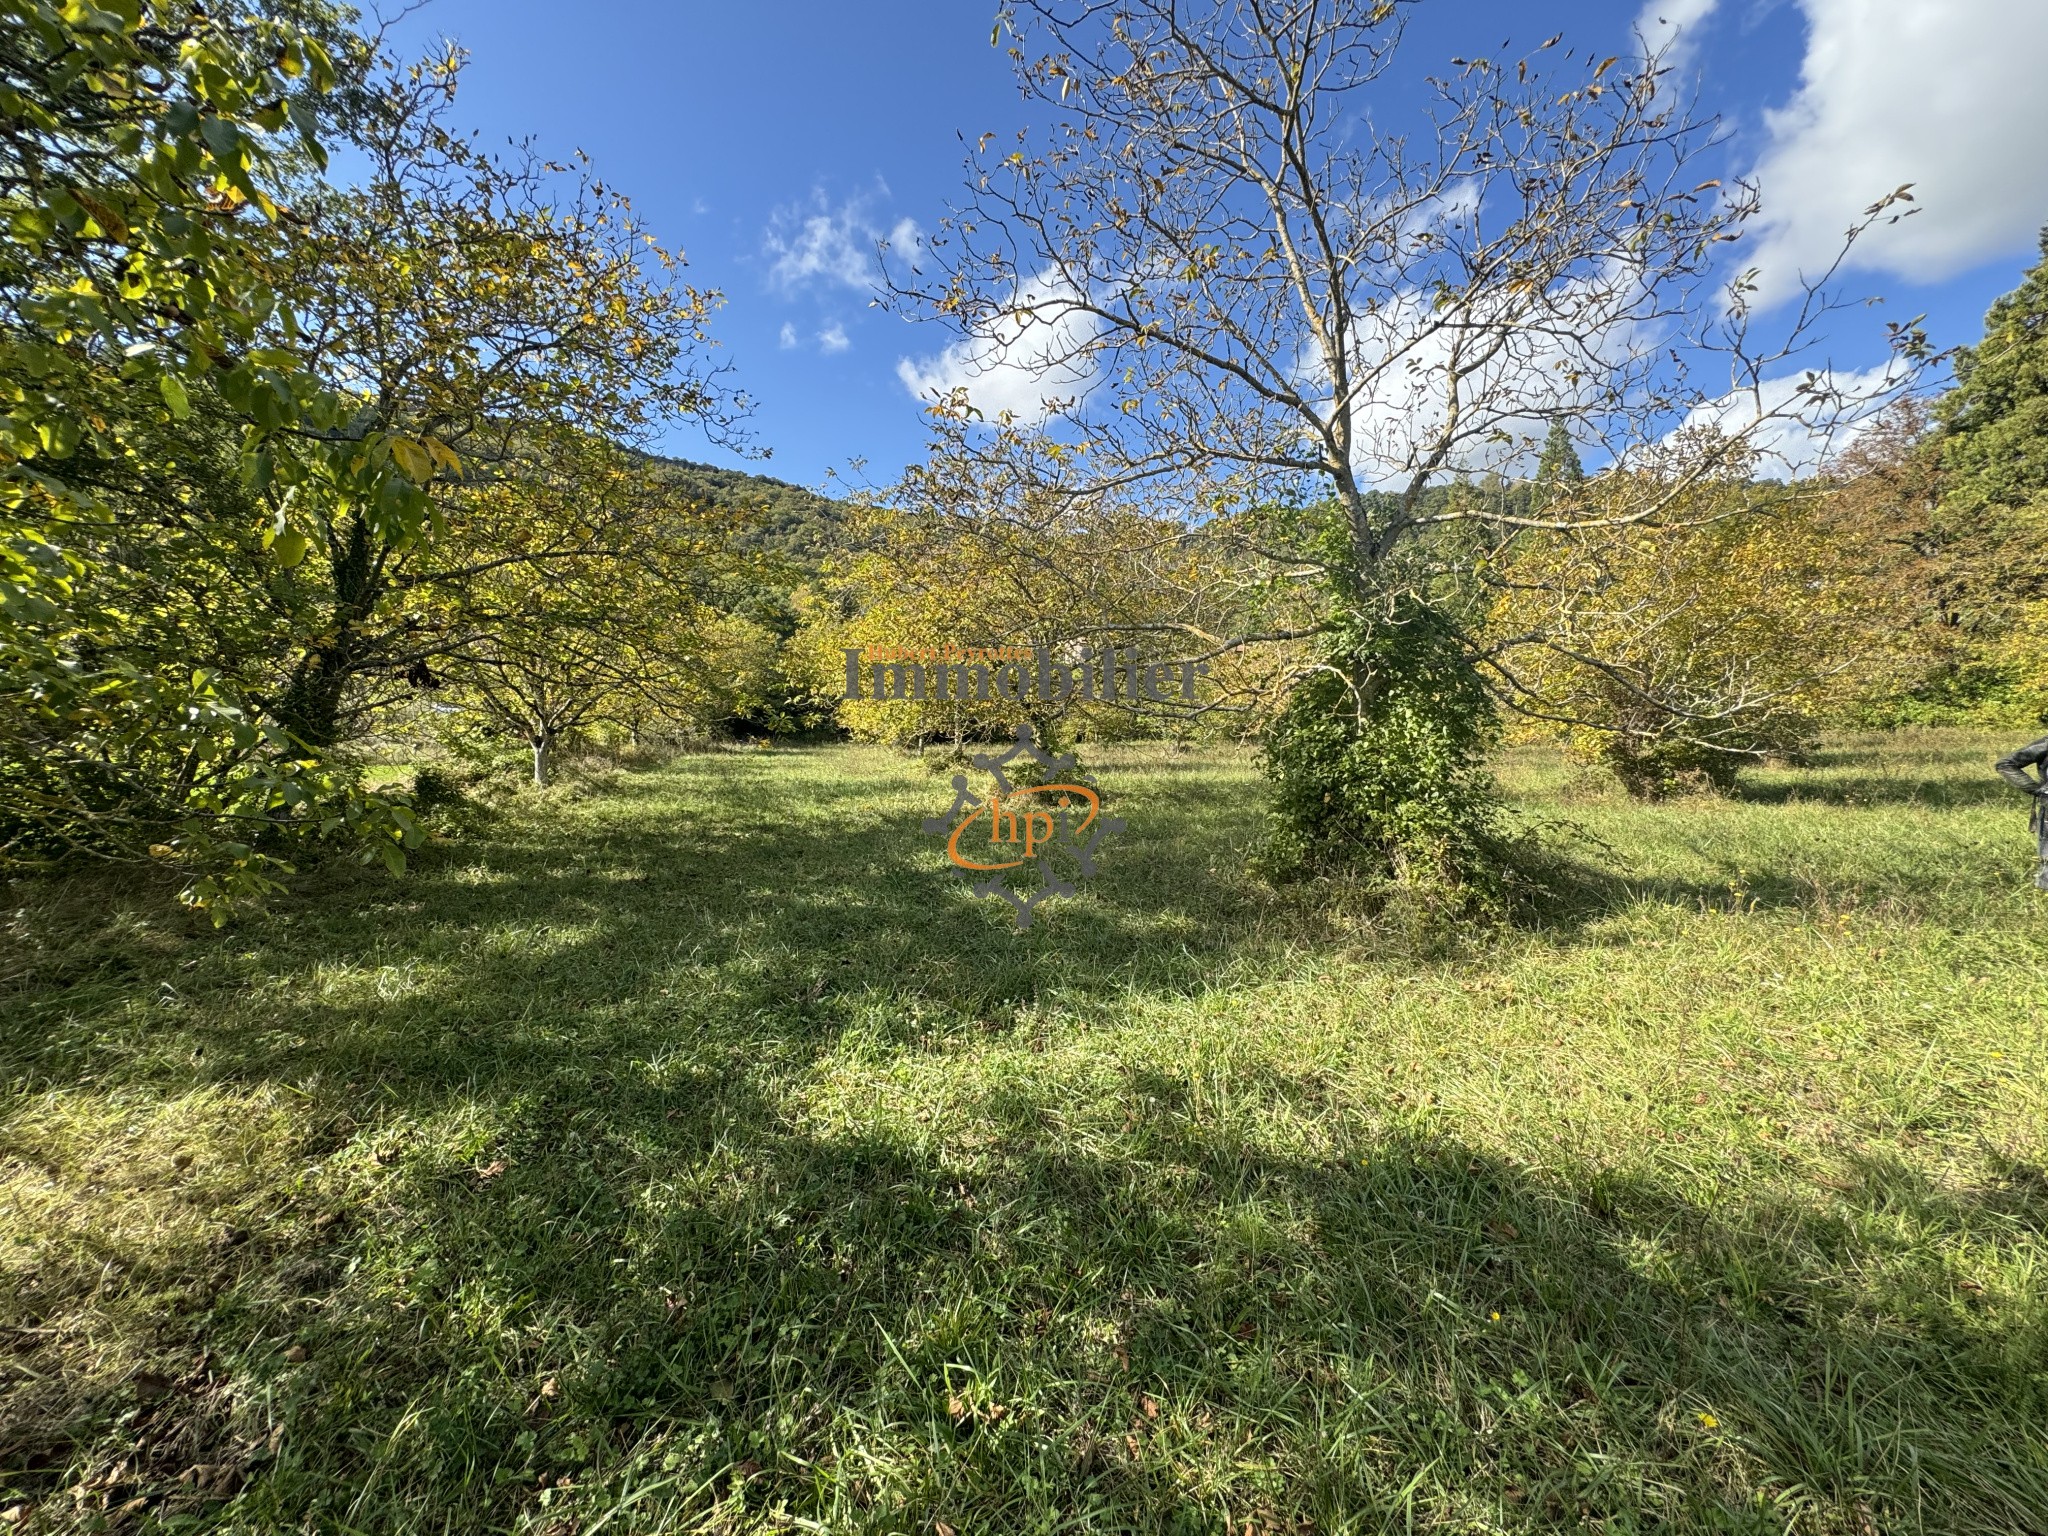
[475,1159,508,1182]
[1141,1395,1159,1420]
[132,1371,173,1403]
[282,1344,307,1363]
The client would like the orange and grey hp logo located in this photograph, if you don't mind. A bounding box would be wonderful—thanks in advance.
[923,725,1123,929]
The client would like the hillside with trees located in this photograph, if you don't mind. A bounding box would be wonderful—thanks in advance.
[649,454,849,566]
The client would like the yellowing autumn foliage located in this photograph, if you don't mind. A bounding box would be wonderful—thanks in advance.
[1488,475,1908,795]
[795,476,1236,750]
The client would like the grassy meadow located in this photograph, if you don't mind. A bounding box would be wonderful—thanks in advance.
[2,731,2045,1534]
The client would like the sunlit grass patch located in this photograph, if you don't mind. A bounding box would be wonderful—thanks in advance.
[2,732,2044,1532]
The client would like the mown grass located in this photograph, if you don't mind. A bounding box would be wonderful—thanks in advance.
[2,730,2044,1534]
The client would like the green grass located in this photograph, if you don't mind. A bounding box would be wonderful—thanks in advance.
[2,731,2044,1534]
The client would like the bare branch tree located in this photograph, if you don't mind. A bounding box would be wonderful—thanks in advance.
[885,0,1919,670]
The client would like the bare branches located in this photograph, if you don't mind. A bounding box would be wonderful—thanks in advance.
[879,0,1922,755]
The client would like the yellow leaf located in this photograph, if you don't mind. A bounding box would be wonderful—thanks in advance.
[389,436,434,483]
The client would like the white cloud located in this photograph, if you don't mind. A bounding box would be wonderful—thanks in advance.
[884,217,926,272]
[1634,0,1722,75]
[1394,180,1481,246]
[1328,259,1663,488]
[778,322,798,349]
[1312,259,1892,486]
[896,270,1101,424]
[817,322,850,354]
[1671,361,1905,477]
[764,186,925,295]
[1743,0,2048,304]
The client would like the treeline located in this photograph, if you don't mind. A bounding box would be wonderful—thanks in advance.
[796,240,2048,800]
[8,1,2045,922]
[0,3,814,913]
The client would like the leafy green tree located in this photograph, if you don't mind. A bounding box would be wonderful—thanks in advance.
[1925,228,2048,683]
[1,0,431,912]
[433,439,763,784]
[254,51,747,751]
[1938,228,2048,511]
[2,12,747,911]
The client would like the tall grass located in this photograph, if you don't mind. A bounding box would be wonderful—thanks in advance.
[2,730,2043,1532]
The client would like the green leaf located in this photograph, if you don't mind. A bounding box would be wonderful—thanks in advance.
[158,372,190,418]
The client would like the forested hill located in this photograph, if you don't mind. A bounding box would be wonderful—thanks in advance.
[649,455,849,565]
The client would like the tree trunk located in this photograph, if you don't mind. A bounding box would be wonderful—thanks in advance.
[275,516,379,750]
[531,730,552,789]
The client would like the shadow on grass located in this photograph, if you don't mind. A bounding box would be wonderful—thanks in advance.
[1728,777,2018,809]
[3,746,2042,1530]
[16,1063,2040,1532]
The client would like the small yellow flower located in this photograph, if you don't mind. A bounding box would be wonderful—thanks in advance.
[1697,1412,1718,1428]
[1489,1311,1501,1322]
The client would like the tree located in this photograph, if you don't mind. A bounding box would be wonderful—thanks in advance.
[1532,418,1586,508]
[2,14,751,910]
[0,0,432,913]
[886,0,1914,892]
[254,50,748,752]
[1938,228,2048,512]
[434,439,760,785]
[798,447,1242,750]
[1924,231,2048,715]
[1489,467,1906,795]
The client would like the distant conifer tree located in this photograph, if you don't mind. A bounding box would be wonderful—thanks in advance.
[1532,418,1585,506]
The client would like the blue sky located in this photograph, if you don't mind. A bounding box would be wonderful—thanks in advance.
[381,0,2048,491]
